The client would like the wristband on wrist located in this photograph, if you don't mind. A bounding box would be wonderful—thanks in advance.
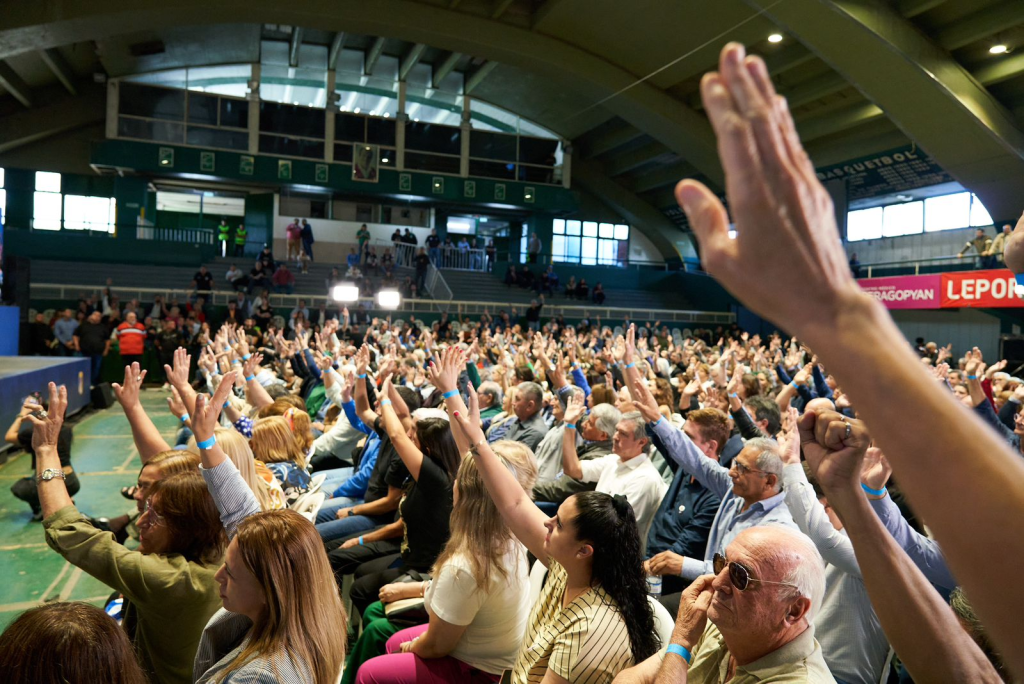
[666,644,692,665]
[358,536,364,546]
[625,362,636,369]
[861,482,887,497]
[223,401,231,409]
[242,354,251,360]
[729,392,739,398]
[442,389,459,399]
[196,436,217,450]
[180,413,190,423]
[232,359,241,365]
[245,374,256,382]
[653,416,664,428]
[565,423,577,430]
[380,399,392,406]
[967,375,978,380]
[357,373,367,379]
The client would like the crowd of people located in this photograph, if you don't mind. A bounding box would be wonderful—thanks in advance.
[4,42,1023,684]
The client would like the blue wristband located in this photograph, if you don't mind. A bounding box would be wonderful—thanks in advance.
[666,644,692,664]
[223,401,230,409]
[729,392,739,398]
[232,360,241,365]
[197,436,216,450]
[245,374,256,382]
[565,423,577,430]
[861,483,887,497]
[653,416,664,428]
[242,354,251,360]
[180,413,190,423]
[442,389,459,399]
[224,348,231,353]
[358,536,364,546]
[625,362,636,369]
[967,375,978,380]
[357,373,367,379]
[380,399,392,406]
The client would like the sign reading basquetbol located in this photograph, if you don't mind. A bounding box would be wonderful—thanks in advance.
[815,144,953,200]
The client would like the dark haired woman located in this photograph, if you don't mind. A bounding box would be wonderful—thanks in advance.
[432,347,659,683]
[0,601,148,684]
[342,370,460,619]
[32,383,225,684]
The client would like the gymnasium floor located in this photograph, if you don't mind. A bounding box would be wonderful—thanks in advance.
[0,390,179,629]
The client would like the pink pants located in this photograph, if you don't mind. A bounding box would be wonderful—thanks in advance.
[354,624,502,684]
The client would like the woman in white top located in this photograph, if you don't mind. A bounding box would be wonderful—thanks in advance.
[354,440,538,684]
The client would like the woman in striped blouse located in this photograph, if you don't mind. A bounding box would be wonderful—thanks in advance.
[432,347,660,684]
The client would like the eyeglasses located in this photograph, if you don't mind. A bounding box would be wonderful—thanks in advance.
[141,500,166,527]
[713,553,800,591]
[731,461,769,477]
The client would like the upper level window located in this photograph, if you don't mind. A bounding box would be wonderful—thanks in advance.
[33,172,62,230]
[847,191,992,242]
[553,219,629,266]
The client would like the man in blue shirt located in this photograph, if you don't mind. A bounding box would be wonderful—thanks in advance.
[643,408,725,598]
[53,309,78,356]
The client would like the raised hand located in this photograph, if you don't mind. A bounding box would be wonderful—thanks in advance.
[963,347,986,378]
[26,382,67,451]
[629,377,662,423]
[111,361,147,412]
[167,386,188,421]
[428,346,463,394]
[779,406,801,465]
[563,392,587,426]
[623,324,636,364]
[242,351,264,379]
[192,371,237,443]
[672,575,716,651]
[798,409,871,494]
[860,446,892,492]
[164,347,192,390]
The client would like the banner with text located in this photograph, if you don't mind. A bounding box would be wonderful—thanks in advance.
[859,269,1023,309]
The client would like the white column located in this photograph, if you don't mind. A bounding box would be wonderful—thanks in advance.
[396,81,407,170]
[247,64,261,154]
[325,69,336,163]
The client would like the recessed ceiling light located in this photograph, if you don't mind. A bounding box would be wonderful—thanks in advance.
[990,44,1009,54]
[768,33,784,43]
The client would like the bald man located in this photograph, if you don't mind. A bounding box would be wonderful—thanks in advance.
[614,526,835,683]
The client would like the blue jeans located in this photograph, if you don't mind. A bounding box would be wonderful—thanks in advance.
[317,514,381,543]
[428,247,440,265]
[317,467,354,497]
[274,284,294,295]
[316,496,361,524]
[89,354,104,386]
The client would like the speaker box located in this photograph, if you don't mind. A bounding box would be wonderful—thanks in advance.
[90,383,116,409]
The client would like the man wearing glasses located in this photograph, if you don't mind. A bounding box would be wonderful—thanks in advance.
[615,526,834,683]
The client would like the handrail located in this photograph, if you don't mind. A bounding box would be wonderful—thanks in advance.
[28,283,733,323]
[855,254,978,278]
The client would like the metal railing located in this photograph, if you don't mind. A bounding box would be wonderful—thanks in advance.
[28,283,733,324]
[137,226,216,245]
[856,254,986,278]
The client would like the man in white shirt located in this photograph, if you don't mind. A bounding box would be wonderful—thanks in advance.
[561,396,668,538]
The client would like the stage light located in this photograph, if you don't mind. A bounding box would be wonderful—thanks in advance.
[768,33,783,43]
[331,283,360,302]
[377,289,401,310]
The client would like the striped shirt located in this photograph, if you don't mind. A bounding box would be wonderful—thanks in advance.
[512,561,633,684]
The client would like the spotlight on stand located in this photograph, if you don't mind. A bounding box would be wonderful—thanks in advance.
[331,283,360,302]
[377,289,401,310]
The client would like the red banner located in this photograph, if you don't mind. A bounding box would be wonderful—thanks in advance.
[940,269,1020,308]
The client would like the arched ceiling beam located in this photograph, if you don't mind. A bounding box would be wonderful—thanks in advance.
[934,2,1024,52]
[0,60,31,107]
[288,26,302,67]
[328,32,346,70]
[364,36,386,76]
[582,125,646,159]
[465,60,497,94]
[0,84,103,153]
[38,48,77,95]
[897,0,947,19]
[573,159,695,261]
[432,51,461,88]
[743,0,1024,220]
[0,0,724,187]
[399,42,427,81]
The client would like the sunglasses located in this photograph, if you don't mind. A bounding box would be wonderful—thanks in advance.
[713,553,800,591]
[731,461,770,477]
[141,500,166,527]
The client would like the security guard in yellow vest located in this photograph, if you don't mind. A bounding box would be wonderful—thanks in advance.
[234,223,247,257]
[217,219,231,257]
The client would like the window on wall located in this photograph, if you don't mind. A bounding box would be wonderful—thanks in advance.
[33,172,63,231]
[64,195,117,232]
[847,192,992,242]
[552,219,629,265]
[520,224,529,264]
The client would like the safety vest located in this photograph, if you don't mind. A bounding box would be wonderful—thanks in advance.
[234,226,247,244]
[218,224,231,242]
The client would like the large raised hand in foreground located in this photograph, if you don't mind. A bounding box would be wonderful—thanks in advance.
[679,41,1024,678]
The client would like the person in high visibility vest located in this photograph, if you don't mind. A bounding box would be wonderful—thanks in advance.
[234,223,247,257]
[217,218,231,257]
[116,312,147,370]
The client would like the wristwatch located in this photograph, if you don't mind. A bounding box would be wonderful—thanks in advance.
[347,508,356,517]
[37,468,66,482]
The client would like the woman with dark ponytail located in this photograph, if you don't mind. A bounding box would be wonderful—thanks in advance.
[431,347,658,684]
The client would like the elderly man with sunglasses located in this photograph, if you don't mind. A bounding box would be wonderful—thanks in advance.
[628,373,801,616]
[614,526,834,683]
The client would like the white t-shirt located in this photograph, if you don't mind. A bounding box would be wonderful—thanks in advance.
[579,453,668,537]
[425,545,532,674]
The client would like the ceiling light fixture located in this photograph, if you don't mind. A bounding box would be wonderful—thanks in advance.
[990,44,1009,54]
[768,33,783,43]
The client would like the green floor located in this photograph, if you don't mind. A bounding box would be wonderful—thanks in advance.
[0,390,180,629]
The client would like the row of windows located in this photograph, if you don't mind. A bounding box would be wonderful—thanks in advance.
[31,171,117,233]
[847,192,993,242]
[545,219,630,266]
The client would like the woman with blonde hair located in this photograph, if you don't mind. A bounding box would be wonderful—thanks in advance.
[188,376,347,684]
[353,440,538,684]
[188,428,284,511]
[250,416,311,505]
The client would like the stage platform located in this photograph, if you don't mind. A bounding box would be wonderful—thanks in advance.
[0,357,91,459]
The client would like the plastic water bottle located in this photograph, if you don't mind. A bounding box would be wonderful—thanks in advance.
[647,574,663,598]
